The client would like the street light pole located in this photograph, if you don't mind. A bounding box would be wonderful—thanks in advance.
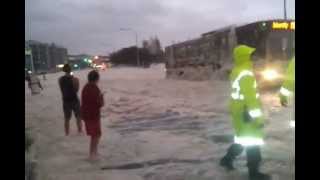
[135,31,140,67]
[120,28,140,67]
[30,47,35,72]
[26,0,35,73]
[284,0,287,20]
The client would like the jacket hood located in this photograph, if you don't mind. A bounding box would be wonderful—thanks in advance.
[233,45,256,67]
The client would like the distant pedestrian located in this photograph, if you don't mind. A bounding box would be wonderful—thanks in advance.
[81,70,105,160]
[58,64,83,136]
[279,56,295,128]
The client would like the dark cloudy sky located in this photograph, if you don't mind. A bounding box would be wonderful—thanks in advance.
[25,0,295,55]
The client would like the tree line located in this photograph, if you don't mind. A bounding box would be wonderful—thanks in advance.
[110,37,164,67]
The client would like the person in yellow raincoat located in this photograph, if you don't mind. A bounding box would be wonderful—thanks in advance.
[220,45,270,180]
[279,56,295,127]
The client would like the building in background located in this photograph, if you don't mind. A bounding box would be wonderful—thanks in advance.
[25,40,68,73]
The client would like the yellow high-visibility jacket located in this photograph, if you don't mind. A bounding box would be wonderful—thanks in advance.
[280,57,295,104]
[229,45,265,146]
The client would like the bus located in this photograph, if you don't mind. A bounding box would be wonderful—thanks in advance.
[165,19,295,89]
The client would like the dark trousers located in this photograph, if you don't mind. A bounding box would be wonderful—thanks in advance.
[224,143,262,171]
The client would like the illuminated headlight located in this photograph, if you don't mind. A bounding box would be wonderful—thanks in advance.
[57,64,64,68]
[261,69,279,81]
[290,120,295,128]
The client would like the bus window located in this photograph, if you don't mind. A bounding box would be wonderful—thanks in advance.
[266,31,290,60]
[282,37,288,51]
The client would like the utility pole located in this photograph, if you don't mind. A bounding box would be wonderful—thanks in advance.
[135,32,140,67]
[170,41,175,68]
[30,47,35,72]
[284,0,287,20]
[26,0,35,73]
[120,28,140,67]
[26,42,35,73]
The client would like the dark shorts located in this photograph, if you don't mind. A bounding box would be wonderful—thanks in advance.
[63,100,80,120]
[84,119,101,137]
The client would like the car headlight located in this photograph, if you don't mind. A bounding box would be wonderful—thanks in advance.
[290,120,295,128]
[261,69,279,81]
